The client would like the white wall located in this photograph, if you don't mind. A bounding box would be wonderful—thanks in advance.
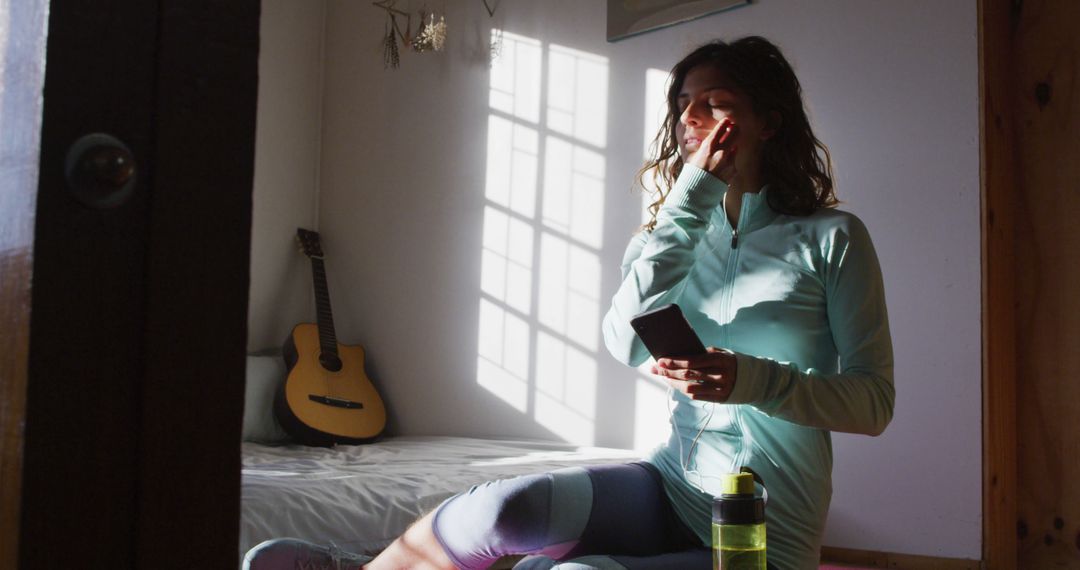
[254,0,981,560]
[248,0,326,351]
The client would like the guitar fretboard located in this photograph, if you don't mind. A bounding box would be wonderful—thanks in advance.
[310,257,338,357]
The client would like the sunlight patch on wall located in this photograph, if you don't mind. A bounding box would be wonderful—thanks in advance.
[634,372,672,452]
[543,138,605,249]
[481,205,534,315]
[643,68,669,158]
[531,43,608,445]
[631,68,676,449]
[477,298,530,412]
[486,116,539,218]
[537,233,601,351]
[547,44,609,148]
[478,29,610,445]
[640,68,670,225]
[489,32,541,123]
[535,331,597,442]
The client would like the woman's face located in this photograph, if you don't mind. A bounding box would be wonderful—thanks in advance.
[674,64,770,166]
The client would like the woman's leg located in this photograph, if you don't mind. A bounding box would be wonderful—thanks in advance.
[364,466,592,570]
[430,465,596,568]
[367,462,703,570]
[556,462,700,560]
[364,510,456,570]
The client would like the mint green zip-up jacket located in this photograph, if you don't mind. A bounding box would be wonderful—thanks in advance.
[602,165,894,570]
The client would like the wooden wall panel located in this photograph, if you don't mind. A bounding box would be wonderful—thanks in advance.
[979,0,1019,567]
[1013,0,1080,566]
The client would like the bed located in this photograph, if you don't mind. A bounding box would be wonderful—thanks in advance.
[239,435,645,567]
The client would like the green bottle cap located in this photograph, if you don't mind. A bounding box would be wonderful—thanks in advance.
[722,472,755,496]
[714,472,766,525]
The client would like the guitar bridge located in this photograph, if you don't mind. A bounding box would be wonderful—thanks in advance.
[308,394,364,409]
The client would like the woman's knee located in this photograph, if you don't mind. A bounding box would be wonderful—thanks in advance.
[432,468,594,568]
[483,473,555,544]
[432,472,556,567]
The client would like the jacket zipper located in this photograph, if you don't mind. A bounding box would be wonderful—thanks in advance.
[729,196,749,468]
[728,193,746,249]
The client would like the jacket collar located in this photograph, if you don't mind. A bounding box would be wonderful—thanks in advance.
[715,184,779,236]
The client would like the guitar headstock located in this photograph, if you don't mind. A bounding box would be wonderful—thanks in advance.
[296,228,324,259]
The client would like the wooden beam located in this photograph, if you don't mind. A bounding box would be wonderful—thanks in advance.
[978,0,1019,568]
[1012,0,1080,566]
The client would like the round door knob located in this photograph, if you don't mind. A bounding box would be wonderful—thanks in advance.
[65,133,137,209]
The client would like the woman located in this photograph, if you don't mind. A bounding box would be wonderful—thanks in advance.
[245,35,894,570]
[599,36,895,569]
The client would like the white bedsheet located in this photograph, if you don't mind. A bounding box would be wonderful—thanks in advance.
[240,436,644,566]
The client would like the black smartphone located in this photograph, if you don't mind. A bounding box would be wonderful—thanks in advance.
[629,303,707,360]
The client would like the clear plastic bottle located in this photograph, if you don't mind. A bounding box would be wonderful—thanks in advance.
[712,472,766,570]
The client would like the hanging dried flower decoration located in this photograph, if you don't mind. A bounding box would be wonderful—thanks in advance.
[410,10,433,52]
[430,15,447,51]
[411,10,447,53]
[489,28,503,62]
[434,16,447,50]
[373,0,450,69]
[374,0,412,69]
[482,0,501,65]
[382,17,400,68]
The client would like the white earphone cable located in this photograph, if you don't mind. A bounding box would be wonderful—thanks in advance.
[668,385,716,491]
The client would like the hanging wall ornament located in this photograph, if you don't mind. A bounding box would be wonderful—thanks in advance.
[411,9,447,53]
[411,10,434,52]
[383,17,400,68]
[430,14,447,51]
[374,0,412,69]
[489,27,503,63]
[483,0,501,64]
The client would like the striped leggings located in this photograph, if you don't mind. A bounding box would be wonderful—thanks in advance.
[431,461,712,570]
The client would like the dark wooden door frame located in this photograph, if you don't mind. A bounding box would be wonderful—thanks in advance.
[980,0,1018,568]
[7,1,261,568]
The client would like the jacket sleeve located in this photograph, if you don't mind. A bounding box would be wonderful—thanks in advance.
[725,214,896,436]
[602,165,727,367]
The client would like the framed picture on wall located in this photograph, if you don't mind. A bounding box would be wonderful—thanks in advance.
[607,0,751,42]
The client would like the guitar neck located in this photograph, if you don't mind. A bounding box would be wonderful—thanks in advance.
[310,257,338,356]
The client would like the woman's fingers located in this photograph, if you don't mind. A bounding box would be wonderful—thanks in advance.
[688,119,737,178]
[653,347,738,402]
[698,118,732,147]
[701,117,727,139]
[712,121,738,151]
[656,348,733,371]
[686,379,732,402]
[698,119,737,178]
[655,365,730,383]
[666,376,732,403]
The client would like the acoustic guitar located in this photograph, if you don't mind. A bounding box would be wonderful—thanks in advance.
[274,228,387,446]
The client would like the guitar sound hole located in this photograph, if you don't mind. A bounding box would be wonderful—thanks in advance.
[319,353,343,372]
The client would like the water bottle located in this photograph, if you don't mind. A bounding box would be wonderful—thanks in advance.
[712,471,766,570]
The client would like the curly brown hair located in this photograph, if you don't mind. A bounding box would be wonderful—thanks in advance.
[638,37,838,231]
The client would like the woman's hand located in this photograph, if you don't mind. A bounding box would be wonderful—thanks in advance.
[651,347,738,403]
[686,118,739,183]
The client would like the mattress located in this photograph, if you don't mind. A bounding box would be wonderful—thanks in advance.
[240,435,644,566]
